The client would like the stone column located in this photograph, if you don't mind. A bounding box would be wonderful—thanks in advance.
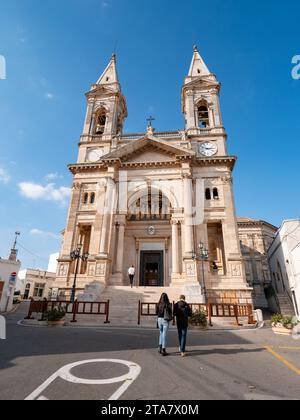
[99,178,116,256]
[115,221,126,274]
[172,219,180,274]
[208,106,215,128]
[185,90,195,130]
[61,182,82,256]
[183,174,194,257]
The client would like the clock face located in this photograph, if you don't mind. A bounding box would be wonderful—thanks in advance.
[86,148,103,163]
[199,142,218,157]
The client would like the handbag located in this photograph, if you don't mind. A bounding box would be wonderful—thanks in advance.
[164,305,174,322]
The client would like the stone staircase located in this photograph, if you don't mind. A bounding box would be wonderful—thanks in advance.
[67,286,255,329]
[99,286,183,327]
[277,293,295,316]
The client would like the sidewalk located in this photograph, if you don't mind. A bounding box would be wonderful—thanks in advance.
[21,315,258,331]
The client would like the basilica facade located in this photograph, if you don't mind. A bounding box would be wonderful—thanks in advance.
[54,47,253,305]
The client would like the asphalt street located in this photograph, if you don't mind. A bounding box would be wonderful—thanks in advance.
[0,303,299,401]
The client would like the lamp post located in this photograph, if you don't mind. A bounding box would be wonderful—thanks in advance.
[70,244,89,303]
[192,242,209,300]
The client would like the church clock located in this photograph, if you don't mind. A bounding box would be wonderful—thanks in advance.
[86,148,103,163]
[199,142,218,157]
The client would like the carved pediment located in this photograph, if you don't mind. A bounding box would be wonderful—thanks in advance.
[86,85,117,98]
[123,145,175,164]
[184,75,220,91]
[102,135,195,166]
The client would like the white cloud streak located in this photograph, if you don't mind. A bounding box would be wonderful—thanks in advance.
[19,182,71,205]
[30,229,61,240]
[44,172,63,182]
[45,93,54,100]
[0,168,10,184]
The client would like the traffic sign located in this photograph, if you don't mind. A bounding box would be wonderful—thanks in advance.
[9,272,17,285]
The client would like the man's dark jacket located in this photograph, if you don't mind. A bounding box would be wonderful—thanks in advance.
[173,300,192,329]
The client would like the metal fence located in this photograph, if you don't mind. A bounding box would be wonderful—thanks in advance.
[138,301,255,327]
[25,298,110,324]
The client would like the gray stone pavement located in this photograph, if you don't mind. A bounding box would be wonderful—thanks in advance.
[0,303,299,400]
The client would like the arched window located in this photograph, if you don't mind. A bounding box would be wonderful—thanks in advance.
[94,109,107,135]
[205,188,211,200]
[213,188,219,200]
[128,188,171,221]
[90,193,95,204]
[198,104,209,128]
[83,193,89,205]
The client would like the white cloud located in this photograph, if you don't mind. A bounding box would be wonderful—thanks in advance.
[0,168,10,184]
[45,172,63,182]
[45,92,54,100]
[19,182,71,205]
[30,229,61,240]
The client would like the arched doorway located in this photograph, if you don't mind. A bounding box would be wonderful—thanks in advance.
[126,186,173,287]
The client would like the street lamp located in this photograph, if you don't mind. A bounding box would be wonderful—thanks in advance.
[70,244,89,303]
[192,242,209,299]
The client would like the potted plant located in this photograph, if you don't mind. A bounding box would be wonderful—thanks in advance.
[271,314,297,336]
[190,310,208,329]
[45,307,66,327]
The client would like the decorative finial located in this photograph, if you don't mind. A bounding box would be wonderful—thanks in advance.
[193,45,198,52]
[146,116,155,135]
[146,116,155,128]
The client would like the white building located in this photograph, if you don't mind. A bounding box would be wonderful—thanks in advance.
[0,253,21,313]
[47,253,59,273]
[16,253,58,300]
[20,269,56,300]
[268,219,300,320]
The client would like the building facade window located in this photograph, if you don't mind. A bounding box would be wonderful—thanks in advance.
[205,188,212,200]
[90,193,95,204]
[83,193,89,205]
[198,104,209,128]
[94,109,107,135]
[33,283,45,298]
[213,188,219,200]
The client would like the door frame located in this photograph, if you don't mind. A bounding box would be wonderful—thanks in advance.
[140,251,164,287]
[0,281,4,304]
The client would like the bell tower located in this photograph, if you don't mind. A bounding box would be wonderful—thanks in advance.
[182,46,223,136]
[81,54,127,143]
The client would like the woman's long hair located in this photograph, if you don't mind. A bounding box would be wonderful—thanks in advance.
[158,293,170,311]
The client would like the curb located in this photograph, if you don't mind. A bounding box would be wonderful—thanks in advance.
[18,319,259,333]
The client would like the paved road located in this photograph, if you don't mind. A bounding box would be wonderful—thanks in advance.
[0,304,299,400]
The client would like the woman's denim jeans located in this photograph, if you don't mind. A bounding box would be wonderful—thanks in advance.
[158,318,170,349]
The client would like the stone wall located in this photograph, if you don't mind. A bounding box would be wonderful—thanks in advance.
[206,289,253,305]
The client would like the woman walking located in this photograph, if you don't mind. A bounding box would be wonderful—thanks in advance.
[156,293,173,356]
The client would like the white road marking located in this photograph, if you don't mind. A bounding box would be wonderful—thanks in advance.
[244,393,298,400]
[25,359,141,401]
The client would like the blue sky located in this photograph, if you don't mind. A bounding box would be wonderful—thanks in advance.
[0,0,299,269]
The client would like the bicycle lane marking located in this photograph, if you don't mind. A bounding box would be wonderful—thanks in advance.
[25,359,142,401]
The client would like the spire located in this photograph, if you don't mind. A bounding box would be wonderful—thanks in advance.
[9,232,20,262]
[96,53,119,86]
[185,45,210,84]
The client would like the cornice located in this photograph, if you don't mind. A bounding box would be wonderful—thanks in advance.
[68,155,236,174]
[192,156,237,170]
[68,162,106,175]
[237,220,278,231]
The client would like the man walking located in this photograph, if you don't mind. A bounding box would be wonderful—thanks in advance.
[128,265,136,288]
[173,295,192,357]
